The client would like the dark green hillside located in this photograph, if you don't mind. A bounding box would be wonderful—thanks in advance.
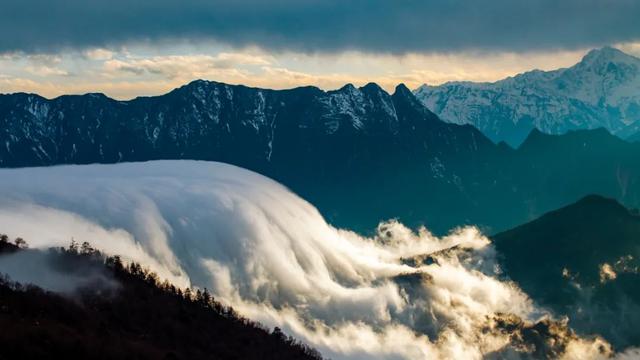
[0,238,323,360]
[493,195,640,348]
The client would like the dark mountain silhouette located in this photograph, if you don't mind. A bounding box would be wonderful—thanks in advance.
[0,237,323,360]
[493,195,640,349]
[2,80,640,234]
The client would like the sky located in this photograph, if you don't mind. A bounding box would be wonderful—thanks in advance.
[1,0,640,99]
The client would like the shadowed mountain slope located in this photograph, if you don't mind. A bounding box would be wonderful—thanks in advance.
[493,195,640,348]
[2,81,640,234]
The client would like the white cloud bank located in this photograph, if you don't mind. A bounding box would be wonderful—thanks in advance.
[0,160,635,359]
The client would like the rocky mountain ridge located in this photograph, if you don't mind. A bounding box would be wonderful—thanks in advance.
[414,47,640,146]
[2,80,640,235]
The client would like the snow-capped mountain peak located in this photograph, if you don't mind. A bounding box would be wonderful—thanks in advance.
[413,47,640,146]
[580,46,638,68]
[559,46,640,106]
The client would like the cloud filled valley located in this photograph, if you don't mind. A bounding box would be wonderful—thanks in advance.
[0,160,637,359]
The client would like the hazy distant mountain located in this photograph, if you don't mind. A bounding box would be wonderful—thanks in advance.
[493,195,640,348]
[414,47,640,147]
[2,81,640,234]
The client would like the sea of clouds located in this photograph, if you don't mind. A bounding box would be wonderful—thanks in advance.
[0,160,637,359]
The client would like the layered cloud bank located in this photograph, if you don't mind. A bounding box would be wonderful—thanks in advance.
[0,160,634,359]
[2,0,639,54]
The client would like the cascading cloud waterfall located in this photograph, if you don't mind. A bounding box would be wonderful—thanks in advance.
[0,160,636,359]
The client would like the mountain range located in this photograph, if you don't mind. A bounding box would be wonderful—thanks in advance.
[414,47,640,147]
[4,52,640,359]
[2,79,640,234]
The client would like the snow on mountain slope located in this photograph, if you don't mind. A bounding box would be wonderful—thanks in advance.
[414,47,640,146]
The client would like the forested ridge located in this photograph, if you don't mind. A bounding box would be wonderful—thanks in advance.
[0,236,324,360]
